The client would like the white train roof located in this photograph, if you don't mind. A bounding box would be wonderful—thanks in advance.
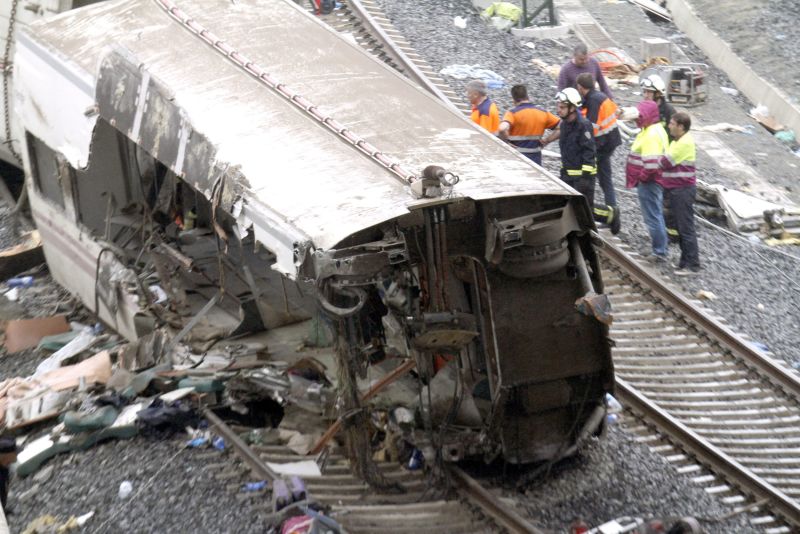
[15,0,573,275]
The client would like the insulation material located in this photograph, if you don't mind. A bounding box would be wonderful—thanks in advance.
[37,350,113,392]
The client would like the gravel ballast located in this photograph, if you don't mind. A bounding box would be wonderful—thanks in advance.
[520,426,758,532]
[7,436,268,534]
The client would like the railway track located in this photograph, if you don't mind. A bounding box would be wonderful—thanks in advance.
[316,0,470,114]
[313,4,800,529]
[599,233,800,532]
[203,407,542,533]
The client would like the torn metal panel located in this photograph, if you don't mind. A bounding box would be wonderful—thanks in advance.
[707,184,800,237]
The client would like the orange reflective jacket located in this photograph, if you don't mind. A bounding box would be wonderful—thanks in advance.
[471,98,500,134]
[581,96,618,139]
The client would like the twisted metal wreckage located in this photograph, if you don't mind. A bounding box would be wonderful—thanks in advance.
[12,0,614,480]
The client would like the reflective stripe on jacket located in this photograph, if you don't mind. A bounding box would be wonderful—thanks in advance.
[502,103,560,157]
[558,114,597,176]
[471,98,500,134]
[625,123,668,188]
[658,132,696,189]
[582,89,621,152]
[581,92,618,137]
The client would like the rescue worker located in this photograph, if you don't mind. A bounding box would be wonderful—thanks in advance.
[659,112,701,274]
[558,43,613,99]
[641,73,679,241]
[626,100,669,262]
[550,88,597,205]
[576,73,622,234]
[466,80,500,134]
[641,74,675,133]
[497,84,559,166]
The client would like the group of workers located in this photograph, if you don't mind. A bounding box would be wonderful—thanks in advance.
[467,43,701,274]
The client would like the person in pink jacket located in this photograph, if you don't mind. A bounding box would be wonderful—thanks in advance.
[626,100,669,261]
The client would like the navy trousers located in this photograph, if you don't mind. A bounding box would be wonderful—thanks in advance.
[668,185,700,269]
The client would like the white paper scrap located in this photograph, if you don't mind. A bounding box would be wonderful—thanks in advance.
[265,460,322,478]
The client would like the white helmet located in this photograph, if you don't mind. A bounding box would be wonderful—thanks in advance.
[640,74,666,94]
[556,87,582,107]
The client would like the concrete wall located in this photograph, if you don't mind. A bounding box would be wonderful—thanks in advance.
[666,0,800,135]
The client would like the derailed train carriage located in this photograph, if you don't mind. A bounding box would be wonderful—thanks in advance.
[13,0,613,465]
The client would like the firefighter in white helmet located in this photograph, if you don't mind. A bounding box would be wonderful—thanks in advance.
[641,74,675,136]
[544,88,598,207]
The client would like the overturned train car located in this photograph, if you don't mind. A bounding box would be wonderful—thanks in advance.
[15,0,613,464]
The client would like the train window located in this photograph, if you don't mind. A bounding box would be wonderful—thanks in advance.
[27,133,65,209]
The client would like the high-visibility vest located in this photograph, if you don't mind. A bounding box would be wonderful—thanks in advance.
[625,123,668,187]
[502,103,560,158]
[471,98,500,134]
[658,132,696,189]
[581,97,618,139]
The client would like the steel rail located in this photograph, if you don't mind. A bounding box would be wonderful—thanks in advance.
[206,403,543,531]
[596,234,800,397]
[447,465,544,534]
[598,235,800,526]
[615,379,800,525]
[345,0,460,113]
[202,407,279,482]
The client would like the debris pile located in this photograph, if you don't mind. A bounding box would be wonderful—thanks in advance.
[694,181,800,243]
[0,246,474,533]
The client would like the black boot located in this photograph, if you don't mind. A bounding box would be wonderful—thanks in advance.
[609,205,621,235]
[593,205,621,235]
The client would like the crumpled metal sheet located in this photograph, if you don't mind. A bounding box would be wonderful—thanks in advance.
[16,0,577,279]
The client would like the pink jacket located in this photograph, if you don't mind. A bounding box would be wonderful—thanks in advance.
[625,101,669,187]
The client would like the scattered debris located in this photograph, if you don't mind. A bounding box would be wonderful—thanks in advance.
[749,105,785,134]
[7,276,34,288]
[774,130,796,145]
[439,64,505,88]
[453,16,467,28]
[592,48,638,76]
[630,0,671,23]
[530,58,561,80]
[37,350,113,392]
[118,480,133,499]
[575,293,613,326]
[695,290,717,301]
[4,315,70,354]
[696,123,748,133]
[695,182,800,240]
[480,2,521,32]
[719,86,739,97]
[242,480,268,492]
[266,460,322,478]
[0,231,44,281]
